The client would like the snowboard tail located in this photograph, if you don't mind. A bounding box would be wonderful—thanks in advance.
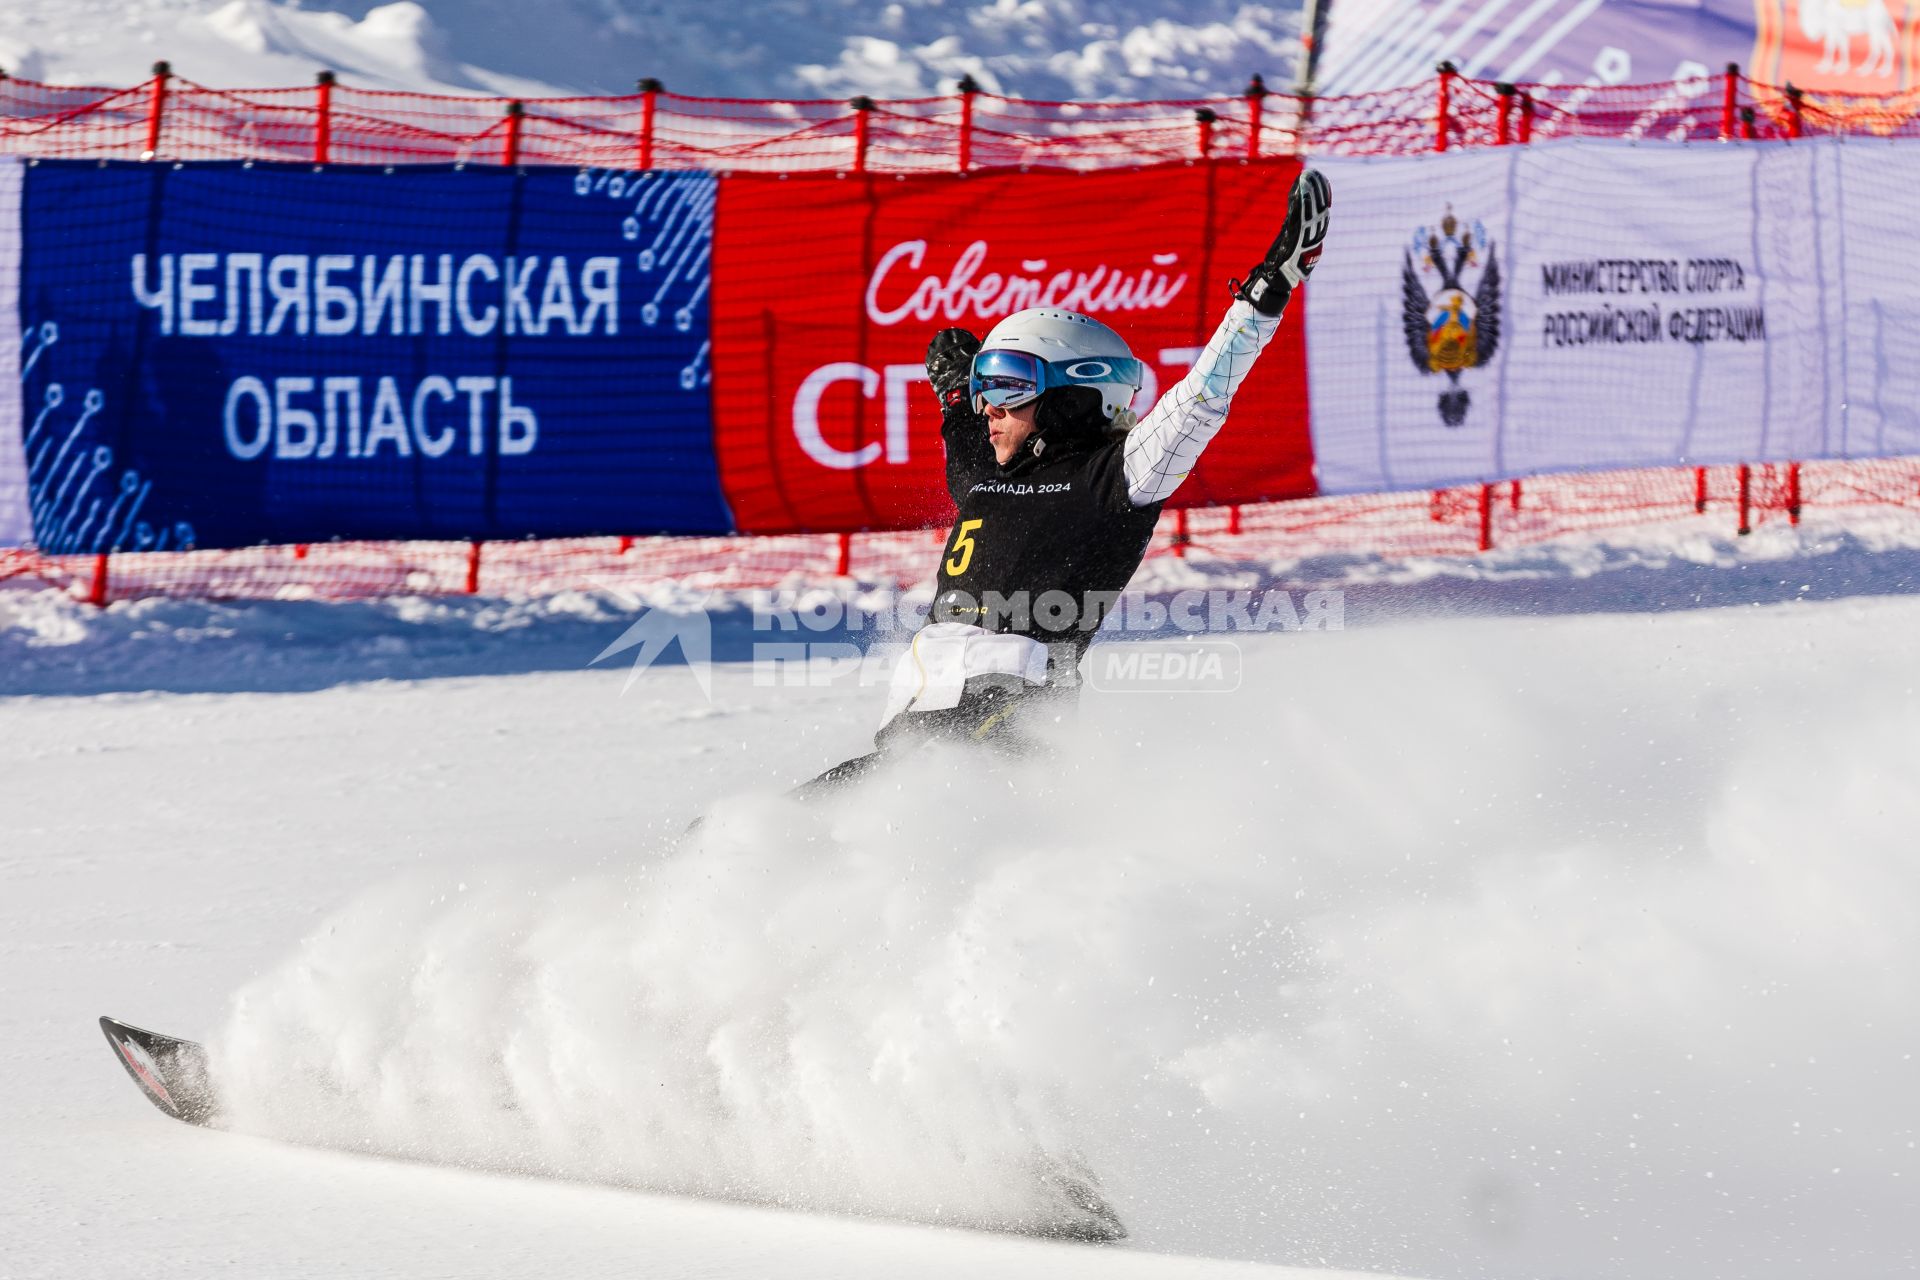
[99,1017,219,1126]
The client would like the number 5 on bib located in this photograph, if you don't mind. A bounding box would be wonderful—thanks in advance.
[946,519,983,576]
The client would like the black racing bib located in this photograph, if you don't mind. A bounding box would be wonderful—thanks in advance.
[932,436,1160,653]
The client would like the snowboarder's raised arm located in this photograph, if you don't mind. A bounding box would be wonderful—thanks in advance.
[1122,168,1331,507]
[924,327,995,504]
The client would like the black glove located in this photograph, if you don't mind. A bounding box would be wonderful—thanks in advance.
[926,327,981,412]
[1233,168,1331,317]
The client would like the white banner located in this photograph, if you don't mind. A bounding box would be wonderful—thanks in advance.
[1831,141,1920,461]
[1307,137,1920,494]
[0,157,23,548]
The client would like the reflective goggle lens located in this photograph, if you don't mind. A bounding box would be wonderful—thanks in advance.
[969,349,1044,413]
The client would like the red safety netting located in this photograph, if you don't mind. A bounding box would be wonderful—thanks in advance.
[11,67,1916,171]
[5,66,1920,603]
[1445,73,1920,147]
[8,459,1920,605]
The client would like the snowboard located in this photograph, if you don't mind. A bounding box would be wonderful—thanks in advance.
[99,1016,219,1126]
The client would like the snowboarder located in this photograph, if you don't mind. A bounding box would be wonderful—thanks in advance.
[799,168,1332,794]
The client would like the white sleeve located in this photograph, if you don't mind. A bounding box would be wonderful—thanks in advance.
[1122,298,1283,506]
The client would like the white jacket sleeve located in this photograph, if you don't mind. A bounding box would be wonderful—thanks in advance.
[1122,298,1283,506]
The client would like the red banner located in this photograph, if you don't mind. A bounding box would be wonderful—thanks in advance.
[711,162,1316,535]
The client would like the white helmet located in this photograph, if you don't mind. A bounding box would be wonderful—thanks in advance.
[973,308,1143,423]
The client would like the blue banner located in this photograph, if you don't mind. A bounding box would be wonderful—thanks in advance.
[0,158,25,549]
[19,162,727,550]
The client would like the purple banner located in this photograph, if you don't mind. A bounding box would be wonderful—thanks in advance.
[1316,0,1920,97]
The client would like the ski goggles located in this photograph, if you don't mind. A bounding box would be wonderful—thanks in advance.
[968,348,1145,415]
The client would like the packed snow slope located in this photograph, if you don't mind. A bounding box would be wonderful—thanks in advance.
[0,0,1301,101]
[3,528,1916,1279]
